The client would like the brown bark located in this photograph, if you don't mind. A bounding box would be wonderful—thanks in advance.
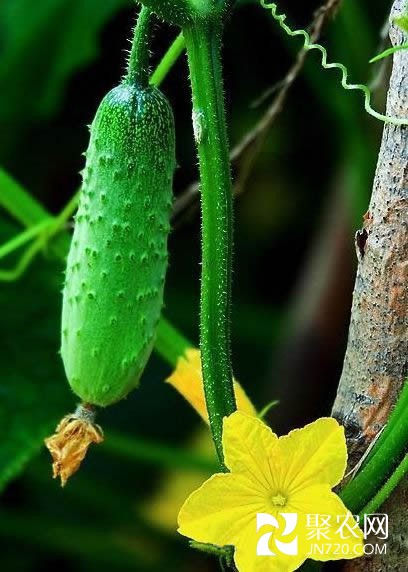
[332,1,408,569]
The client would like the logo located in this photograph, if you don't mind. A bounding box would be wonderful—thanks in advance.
[255,512,389,558]
[363,514,388,540]
[256,513,298,556]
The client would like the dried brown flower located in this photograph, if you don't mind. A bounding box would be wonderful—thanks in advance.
[44,405,103,486]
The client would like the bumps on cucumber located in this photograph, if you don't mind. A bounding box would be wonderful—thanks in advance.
[61,82,175,407]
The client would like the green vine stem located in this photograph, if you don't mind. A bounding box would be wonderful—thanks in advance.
[0,168,70,259]
[155,317,190,365]
[150,33,185,87]
[0,238,47,282]
[0,169,52,227]
[0,220,50,260]
[126,6,153,86]
[363,381,408,463]
[359,453,408,517]
[340,381,408,513]
[0,190,79,280]
[184,22,236,465]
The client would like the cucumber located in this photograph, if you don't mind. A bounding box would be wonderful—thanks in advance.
[61,82,175,406]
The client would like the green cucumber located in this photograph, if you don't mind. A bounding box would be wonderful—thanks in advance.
[61,82,175,406]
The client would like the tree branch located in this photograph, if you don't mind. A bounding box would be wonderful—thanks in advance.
[332,1,408,568]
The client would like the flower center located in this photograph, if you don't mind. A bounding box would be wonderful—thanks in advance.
[270,493,287,507]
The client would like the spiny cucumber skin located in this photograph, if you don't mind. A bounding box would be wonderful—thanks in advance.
[61,83,175,407]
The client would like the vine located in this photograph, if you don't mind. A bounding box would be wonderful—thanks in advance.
[262,1,408,126]
[183,20,237,465]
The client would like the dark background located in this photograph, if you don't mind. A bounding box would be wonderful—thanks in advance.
[0,0,392,570]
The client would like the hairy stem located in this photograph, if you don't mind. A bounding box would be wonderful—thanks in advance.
[184,23,236,464]
[126,6,153,86]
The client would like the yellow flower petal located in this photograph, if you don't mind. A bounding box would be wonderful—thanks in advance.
[177,413,362,572]
[166,348,256,422]
[235,536,306,572]
[178,472,265,547]
[233,514,308,572]
[277,418,347,491]
[223,412,279,491]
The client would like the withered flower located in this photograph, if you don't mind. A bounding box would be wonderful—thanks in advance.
[45,404,103,486]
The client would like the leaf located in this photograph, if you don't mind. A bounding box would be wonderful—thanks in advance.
[369,43,408,64]
[395,14,408,34]
[0,218,72,492]
[0,0,131,121]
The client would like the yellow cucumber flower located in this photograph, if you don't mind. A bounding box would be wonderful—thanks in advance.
[167,348,256,421]
[178,412,364,572]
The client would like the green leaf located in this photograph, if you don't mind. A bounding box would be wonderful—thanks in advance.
[0,218,71,492]
[395,14,408,34]
[369,43,408,64]
[0,0,131,121]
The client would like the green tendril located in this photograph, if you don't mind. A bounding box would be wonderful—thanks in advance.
[262,2,408,126]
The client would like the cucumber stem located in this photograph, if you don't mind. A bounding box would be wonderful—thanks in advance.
[74,403,98,424]
[184,22,236,466]
[340,381,408,513]
[359,453,408,517]
[126,6,153,87]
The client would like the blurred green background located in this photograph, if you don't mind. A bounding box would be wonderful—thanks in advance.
[0,0,392,569]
